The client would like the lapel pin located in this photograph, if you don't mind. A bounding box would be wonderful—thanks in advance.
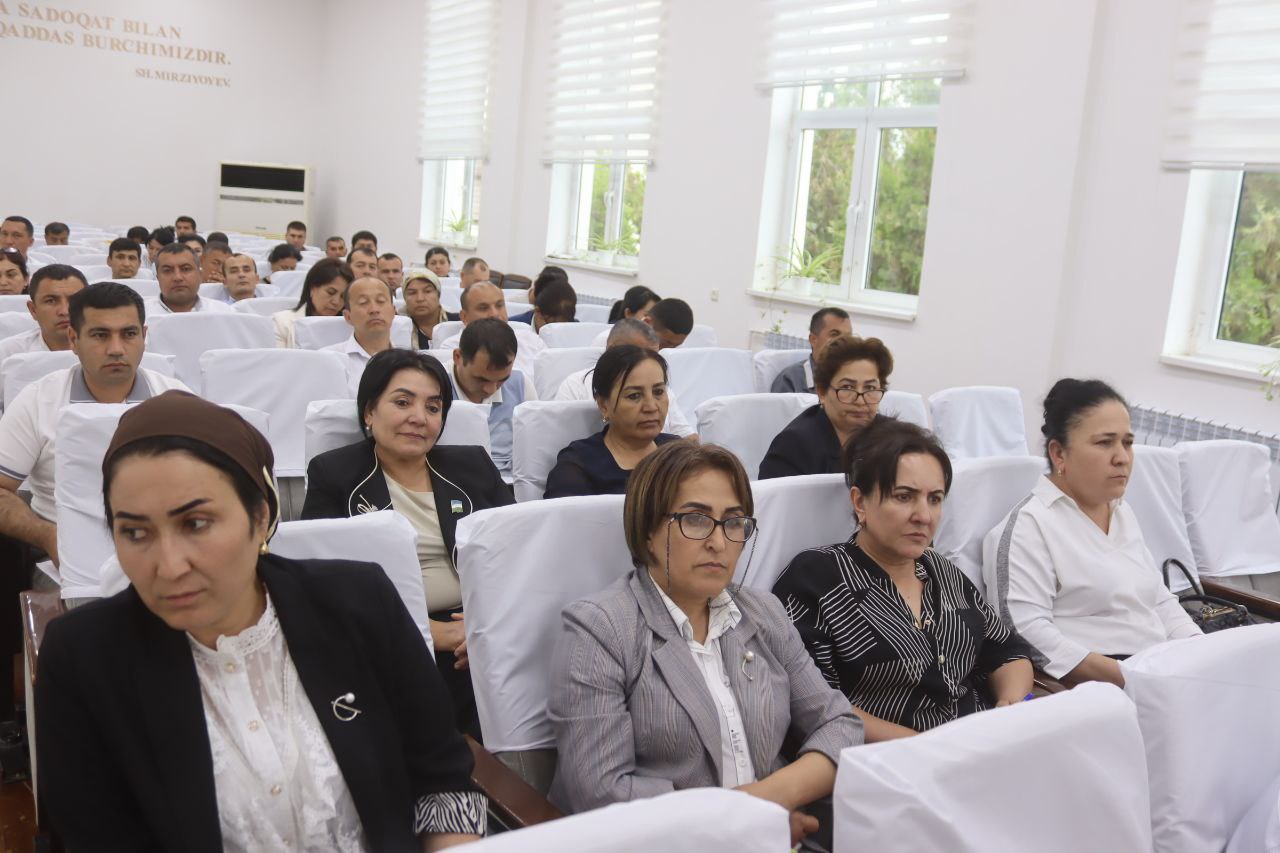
[741,650,755,681]
[450,499,464,515]
[331,692,361,722]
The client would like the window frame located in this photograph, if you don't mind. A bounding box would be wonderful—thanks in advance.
[418,157,481,250]
[545,160,646,271]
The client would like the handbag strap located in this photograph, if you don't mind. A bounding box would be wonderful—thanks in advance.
[1162,558,1205,597]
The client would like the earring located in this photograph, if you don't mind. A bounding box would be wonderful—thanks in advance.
[259,541,270,556]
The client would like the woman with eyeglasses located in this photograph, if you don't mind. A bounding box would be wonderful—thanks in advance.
[759,335,892,479]
[548,441,862,849]
[773,418,1033,744]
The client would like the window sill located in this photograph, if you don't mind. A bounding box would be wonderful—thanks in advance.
[543,256,639,278]
[749,288,918,322]
[1160,352,1271,383]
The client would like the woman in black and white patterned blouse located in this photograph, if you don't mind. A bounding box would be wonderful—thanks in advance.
[773,417,1033,742]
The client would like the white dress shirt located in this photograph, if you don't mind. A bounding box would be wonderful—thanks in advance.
[552,366,694,437]
[654,584,756,788]
[982,475,1202,678]
[320,333,392,396]
[438,321,545,377]
[273,306,308,349]
[144,295,235,315]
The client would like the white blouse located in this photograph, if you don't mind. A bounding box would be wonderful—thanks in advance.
[189,596,368,852]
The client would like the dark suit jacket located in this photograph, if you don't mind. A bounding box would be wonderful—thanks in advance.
[301,439,512,557]
[758,404,843,479]
[35,556,476,853]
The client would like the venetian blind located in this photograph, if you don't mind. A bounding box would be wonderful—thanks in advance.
[419,0,498,160]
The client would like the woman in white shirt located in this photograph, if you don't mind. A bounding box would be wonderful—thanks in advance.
[982,379,1201,687]
[273,257,353,348]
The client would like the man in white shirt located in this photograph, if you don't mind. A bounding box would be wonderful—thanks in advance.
[105,238,142,280]
[436,281,545,376]
[346,247,379,283]
[376,253,404,296]
[321,277,397,395]
[450,318,537,480]
[554,318,695,438]
[0,283,189,571]
[145,243,233,315]
[218,254,262,303]
[0,265,87,369]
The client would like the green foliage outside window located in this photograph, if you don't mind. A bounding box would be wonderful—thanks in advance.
[586,163,645,257]
[868,127,936,295]
[1220,172,1280,347]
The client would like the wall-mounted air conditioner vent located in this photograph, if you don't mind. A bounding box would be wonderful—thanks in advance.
[215,161,312,237]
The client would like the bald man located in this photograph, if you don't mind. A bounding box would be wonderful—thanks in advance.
[435,281,545,376]
[321,277,397,394]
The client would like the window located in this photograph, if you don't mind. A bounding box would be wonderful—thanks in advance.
[546,162,646,268]
[755,78,940,313]
[420,159,481,247]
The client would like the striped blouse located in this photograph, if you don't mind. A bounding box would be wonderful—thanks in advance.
[772,538,1031,732]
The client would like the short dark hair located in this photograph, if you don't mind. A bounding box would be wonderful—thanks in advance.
[29,264,88,300]
[378,252,401,263]
[69,282,145,332]
[108,237,141,257]
[425,246,450,266]
[0,248,29,282]
[531,265,568,299]
[286,220,306,233]
[535,278,577,322]
[204,240,232,257]
[325,236,344,246]
[608,285,660,323]
[351,230,378,247]
[148,226,175,246]
[460,257,488,276]
[156,242,197,264]
[182,233,207,249]
[649,298,693,336]
[458,317,517,368]
[346,247,377,264]
[2,216,33,238]
[842,416,953,499]
[296,258,355,314]
[103,436,265,528]
[268,243,303,264]
[1041,379,1128,468]
[813,335,893,393]
[592,344,667,406]
[810,306,850,335]
[126,226,149,243]
[175,215,196,229]
[43,222,69,238]
[356,349,454,439]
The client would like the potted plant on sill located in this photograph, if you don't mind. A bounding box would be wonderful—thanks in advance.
[773,243,841,297]
[444,211,471,245]
[1262,335,1280,400]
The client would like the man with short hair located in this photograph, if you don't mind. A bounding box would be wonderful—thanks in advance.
[325,236,347,259]
[321,277,397,394]
[376,253,404,294]
[267,244,302,279]
[0,283,189,574]
[347,247,379,282]
[174,216,197,237]
[126,225,150,245]
[458,257,491,288]
[146,227,175,265]
[219,253,261,302]
[771,307,853,394]
[436,281,545,375]
[0,217,34,259]
[510,266,568,324]
[43,222,70,246]
[202,240,232,283]
[351,230,378,253]
[146,243,233,314]
[182,233,206,263]
[528,279,577,332]
[106,238,142,280]
[450,317,537,480]
[649,298,695,349]
[285,221,307,251]
[0,265,87,371]
[554,318,695,438]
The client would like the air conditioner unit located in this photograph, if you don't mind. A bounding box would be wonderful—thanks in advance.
[215,161,313,238]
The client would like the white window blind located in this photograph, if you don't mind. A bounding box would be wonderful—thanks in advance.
[1164,0,1280,170]
[759,0,972,89]
[543,0,666,164]
[418,0,498,160]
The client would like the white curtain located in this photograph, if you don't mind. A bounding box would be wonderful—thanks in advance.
[418,0,499,161]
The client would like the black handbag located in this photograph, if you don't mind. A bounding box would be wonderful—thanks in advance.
[1161,558,1251,632]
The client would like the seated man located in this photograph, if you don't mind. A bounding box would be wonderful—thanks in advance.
[0,265,87,369]
[325,236,347,259]
[125,226,150,245]
[0,216,34,261]
[106,238,142,280]
[181,233,206,265]
[173,215,197,238]
[346,246,379,282]
[0,283,189,595]
[590,297,695,349]
[201,240,232,283]
[145,226,175,265]
[772,307,852,394]
[509,266,568,324]
[376,252,404,295]
[321,277,397,395]
[351,230,378,253]
[285,220,308,251]
[436,281,544,375]
[458,256,490,288]
[144,243,233,314]
[218,253,263,302]
[555,318,694,438]
[450,318,537,481]
[43,222,70,246]
[267,243,302,280]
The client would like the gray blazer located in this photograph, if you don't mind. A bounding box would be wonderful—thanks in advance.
[548,570,863,813]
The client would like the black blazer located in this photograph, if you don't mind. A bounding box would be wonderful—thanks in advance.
[35,556,476,853]
[758,404,842,479]
[301,439,512,556]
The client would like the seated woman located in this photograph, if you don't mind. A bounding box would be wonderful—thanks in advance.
[982,379,1201,688]
[0,247,29,294]
[759,335,892,479]
[549,441,862,847]
[402,270,454,349]
[36,391,484,850]
[606,284,660,324]
[273,257,354,348]
[774,417,1033,742]
[425,246,452,279]
[302,349,512,736]
[543,344,680,498]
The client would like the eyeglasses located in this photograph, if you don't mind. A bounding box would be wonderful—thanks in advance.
[832,386,885,404]
[670,512,757,542]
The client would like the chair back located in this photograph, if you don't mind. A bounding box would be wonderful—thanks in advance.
[2,350,176,409]
[31,245,84,261]
[0,313,37,340]
[1126,445,1199,591]
[663,347,753,416]
[293,315,413,350]
[1176,440,1280,579]
[694,393,816,479]
[510,400,603,501]
[0,295,31,314]
[834,682,1151,853]
[538,322,611,349]
[531,346,602,400]
[232,296,298,317]
[752,349,809,392]
[1227,776,1280,853]
[145,312,276,387]
[303,398,492,469]
[680,324,719,347]
[880,389,930,429]
[575,304,611,324]
[269,269,307,298]
[934,455,1045,586]
[430,320,465,348]
[440,286,462,313]
[197,283,230,301]
[74,265,113,280]
[118,279,160,300]
[1123,623,1280,852]
[736,473,853,593]
[928,386,1029,459]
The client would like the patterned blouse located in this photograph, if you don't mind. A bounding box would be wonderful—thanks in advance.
[772,537,1031,732]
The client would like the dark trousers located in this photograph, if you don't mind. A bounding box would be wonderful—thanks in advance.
[429,607,481,742]
[0,535,34,723]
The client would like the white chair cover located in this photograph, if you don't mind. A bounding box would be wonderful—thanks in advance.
[440,287,462,313]
[269,269,307,298]
[197,283,229,300]
[294,315,413,350]
[1227,775,1280,853]
[464,788,788,853]
[271,514,434,656]
[735,473,853,592]
[303,398,493,469]
[531,346,602,400]
[680,324,719,347]
[120,280,160,300]
[506,301,532,316]
[694,393,816,480]
[1177,440,1280,578]
[834,682,1151,853]
[145,313,276,387]
[0,313,37,339]
[456,495,632,750]
[1123,623,1280,852]
[510,400,603,502]
[934,455,1045,586]
[69,254,105,266]
[538,322,611,348]
[0,295,31,314]
[30,245,83,261]
[74,265,113,280]
[1126,445,1199,592]
[430,321,465,348]
[752,348,809,392]
[575,304,611,324]
[880,389,930,430]
[200,348,349,477]
[928,386,1029,460]
[662,347,754,417]
[2,351,176,409]
[232,296,298,317]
